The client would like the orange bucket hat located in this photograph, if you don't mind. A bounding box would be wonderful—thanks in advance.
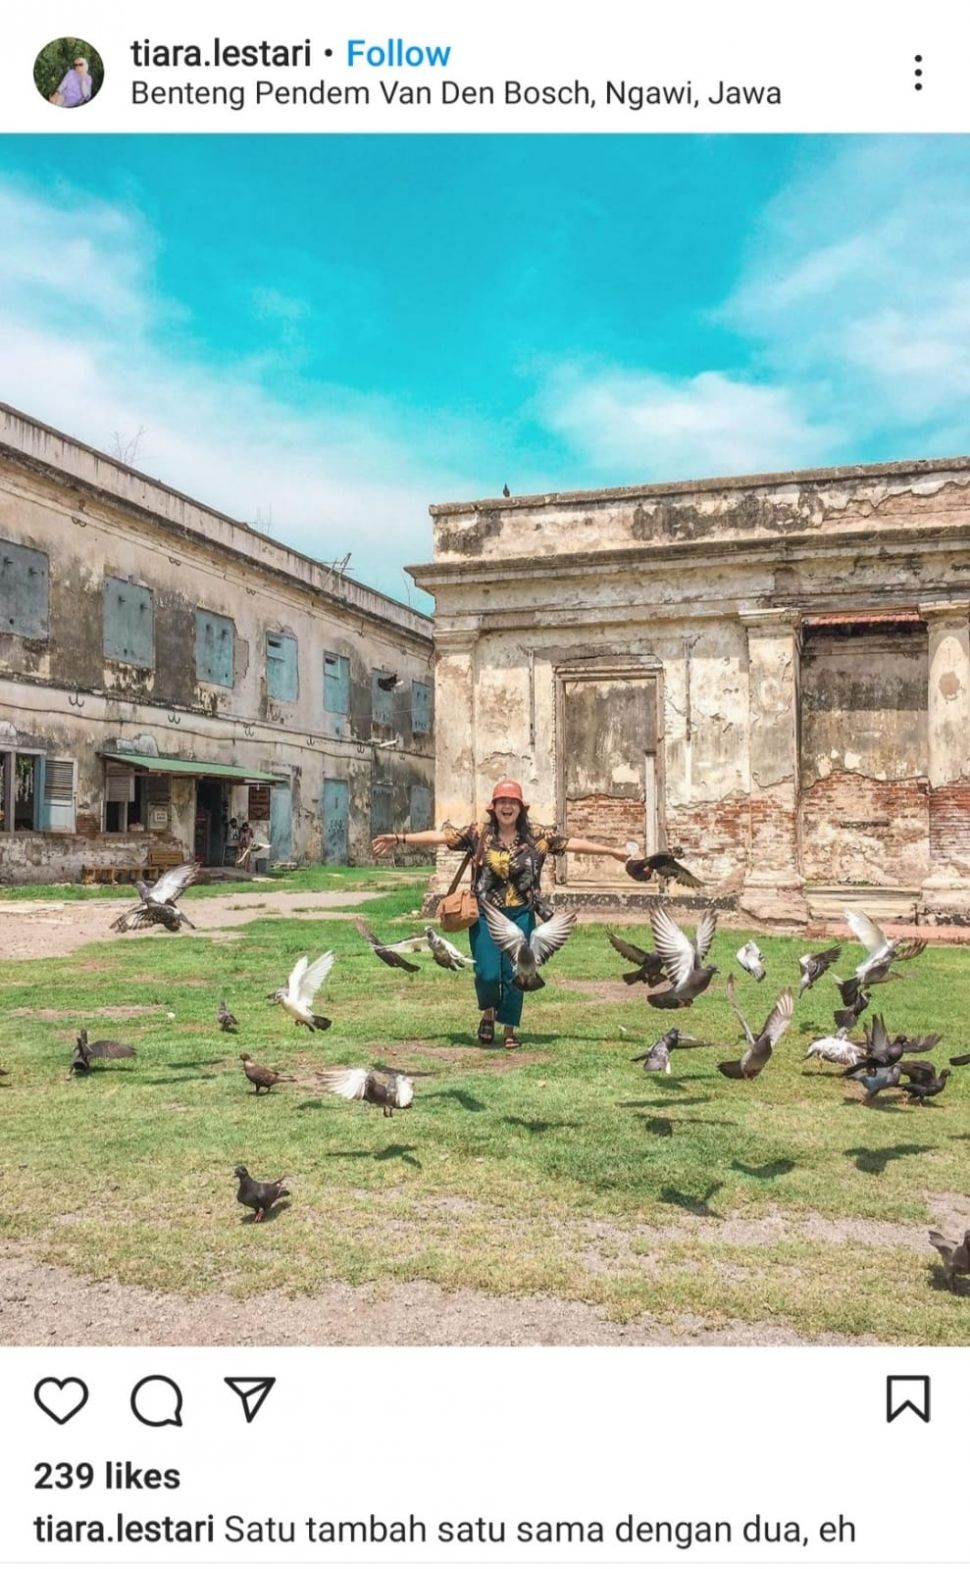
[491,778,528,808]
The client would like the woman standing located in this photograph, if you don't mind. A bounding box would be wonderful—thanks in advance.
[373,779,630,1048]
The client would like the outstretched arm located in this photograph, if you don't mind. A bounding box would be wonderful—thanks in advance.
[373,830,452,857]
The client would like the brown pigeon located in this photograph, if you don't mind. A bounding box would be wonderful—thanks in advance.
[239,1053,295,1094]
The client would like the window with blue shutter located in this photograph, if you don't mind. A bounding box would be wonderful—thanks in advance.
[370,782,394,837]
[411,680,433,735]
[323,652,350,714]
[266,632,298,701]
[0,541,49,638]
[195,609,235,687]
[104,577,154,668]
[409,782,433,831]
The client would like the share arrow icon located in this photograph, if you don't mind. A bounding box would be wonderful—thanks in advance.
[224,1377,276,1424]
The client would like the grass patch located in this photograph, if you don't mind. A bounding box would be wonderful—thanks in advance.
[1,890,968,1342]
[0,864,432,902]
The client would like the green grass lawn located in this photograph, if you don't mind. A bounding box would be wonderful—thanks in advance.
[1,883,968,1342]
[0,863,427,902]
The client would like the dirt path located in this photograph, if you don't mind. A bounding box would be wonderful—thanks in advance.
[0,887,390,961]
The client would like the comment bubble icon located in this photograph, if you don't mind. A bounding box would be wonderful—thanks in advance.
[130,1375,183,1427]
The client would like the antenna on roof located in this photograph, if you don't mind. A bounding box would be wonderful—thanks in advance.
[321,552,353,591]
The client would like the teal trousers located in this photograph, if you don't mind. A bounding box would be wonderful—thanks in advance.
[468,904,535,1027]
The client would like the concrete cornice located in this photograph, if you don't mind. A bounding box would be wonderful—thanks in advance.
[918,597,970,619]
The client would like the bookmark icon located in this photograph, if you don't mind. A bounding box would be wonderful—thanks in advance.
[224,1376,276,1424]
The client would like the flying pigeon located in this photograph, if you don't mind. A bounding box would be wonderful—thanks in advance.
[631,1027,696,1074]
[376,672,402,691]
[354,916,423,973]
[623,845,702,891]
[798,944,841,995]
[218,999,239,1033]
[110,861,199,932]
[70,1028,136,1074]
[736,939,766,982]
[481,904,576,991]
[839,908,925,1001]
[833,984,871,1032]
[268,952,334,1030]
[718,976,794,1079]
[502,483,511,497]
[804,1032,864,1069]
[234,1165,290,1222]
[317,1065,414,1117]
[899,1061,951,1106]
[239,1053,295,1094]
[425,927,475,971]
[927,1227,970,1289]
[606,929,666,986]
[646,903,718,1009]
[842,1013,908,1075]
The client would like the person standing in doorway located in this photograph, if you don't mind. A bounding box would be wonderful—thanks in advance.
[373,779,629,1048]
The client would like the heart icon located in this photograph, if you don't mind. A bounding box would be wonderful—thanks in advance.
[34,1377,89,1425]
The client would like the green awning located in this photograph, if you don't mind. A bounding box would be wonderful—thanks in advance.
[100,751,281,784]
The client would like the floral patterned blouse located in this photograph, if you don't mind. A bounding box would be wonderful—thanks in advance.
[444,822,569,909]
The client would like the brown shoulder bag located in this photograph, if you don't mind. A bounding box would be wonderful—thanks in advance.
[438,840,480,932]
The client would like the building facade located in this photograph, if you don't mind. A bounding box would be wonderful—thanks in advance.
[412,458,970,924]
[0,404,434,883]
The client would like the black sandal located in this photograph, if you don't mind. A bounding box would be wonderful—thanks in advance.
[477,1016,495,1044]
[503,1030,522,1050]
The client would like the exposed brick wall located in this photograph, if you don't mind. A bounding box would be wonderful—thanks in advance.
[664,792,751,888]
[800,772,929,885]
[928,782,970,864]
[563,793,644,883]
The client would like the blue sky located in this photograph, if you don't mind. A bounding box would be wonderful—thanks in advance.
[2,135,969,606]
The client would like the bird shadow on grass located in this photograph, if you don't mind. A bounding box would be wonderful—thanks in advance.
[629,1094,713,1107]
[844,1143,933,1174]
[927,1267,970,1296]
[169,1057,230,1069]
[502,1115,580,1134]
[296,1100,325,1111]
[140,1073,220,1085]
[322,1144,422,1169]
[641,1116,674,1137]
[840,1095,907,1113]
[423,1089,487,1112]
[659,1183,723,1217]
[731,1158,796,1180]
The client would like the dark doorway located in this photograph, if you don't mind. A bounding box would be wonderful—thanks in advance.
[195,778,229,866]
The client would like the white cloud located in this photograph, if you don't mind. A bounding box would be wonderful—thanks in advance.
[0,179,477,603]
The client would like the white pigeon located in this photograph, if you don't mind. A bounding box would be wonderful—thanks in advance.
[803,1032,864,1069]
[425,927,475,972]
[736,939,766,982]
[268,952,335,1030]
[317,1065,414,1117]
[481,905,576,990]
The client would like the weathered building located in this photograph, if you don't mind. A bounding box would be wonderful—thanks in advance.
[0,403,433,883]
[411,458,970,923]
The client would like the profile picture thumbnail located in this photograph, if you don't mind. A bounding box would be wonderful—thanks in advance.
[34,38,104,109]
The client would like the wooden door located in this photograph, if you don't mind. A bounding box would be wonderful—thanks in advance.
[561,675,660,883]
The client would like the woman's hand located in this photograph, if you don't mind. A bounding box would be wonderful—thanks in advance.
[372,834,399,857]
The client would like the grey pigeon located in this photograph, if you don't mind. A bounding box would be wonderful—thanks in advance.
[798,944,841,995]
[840,908,925,999]
[899,1062,951,1106]
[646,903,718,1009]
[842,1014,906,1075]
[354,916,422,974]
[218,999,238,1033]
[853,1061,901,1104]
[425,927,475,972]
[239,1053,295,1094]
[736,939,766,982]
[110,862,198,933]
[804,1031,864,1069]
[317,1065,414,1117]
[502,483,511,497]
[833,984,870,1031]
[606,929,666,986]
[376,672,402,691]
[234,1165,290,1222]
[482,905,576,991]
[718,976,794,1079]
[631,1027,696,1074]
[927,1228,970,1288]
[624,847,701,892]
[70,1028,136,1074]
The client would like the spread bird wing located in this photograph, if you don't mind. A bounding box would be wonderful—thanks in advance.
[928,1230,956,1263]
[482,903,525,957]
[725,973,755,1048]
[654,853,703,887]
[758,989,794,1048]
[431,932,474,966]
[894,938,927,962]
[286,955,309,1003]
[693,905,718,963]
[648,905,696,988]
[354,916,382,948]
[111,907,152,932]
[530,910,576,964]
[317,1067,369,1101]
[298,951,336,1005]
[844,908,885,955]
[85,1041,136,1059]
[869,1014,891,1062]
[151,862,199,904]
[899,1059,936,1084]
[607,930,651,965]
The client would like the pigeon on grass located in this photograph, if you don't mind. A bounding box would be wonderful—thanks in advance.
[268,952,334,1030]
[317,1065,414,1117]
[481,905,576,991]
[239,1053,295,1094]
[234,1166,290,1222]
[218,999,239,1033]
[927,1228,970,1289]
[70,1028,136,1074]
[718,977,794,1080]
[899,1062,951,1107]
[631,1027,697,1075]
